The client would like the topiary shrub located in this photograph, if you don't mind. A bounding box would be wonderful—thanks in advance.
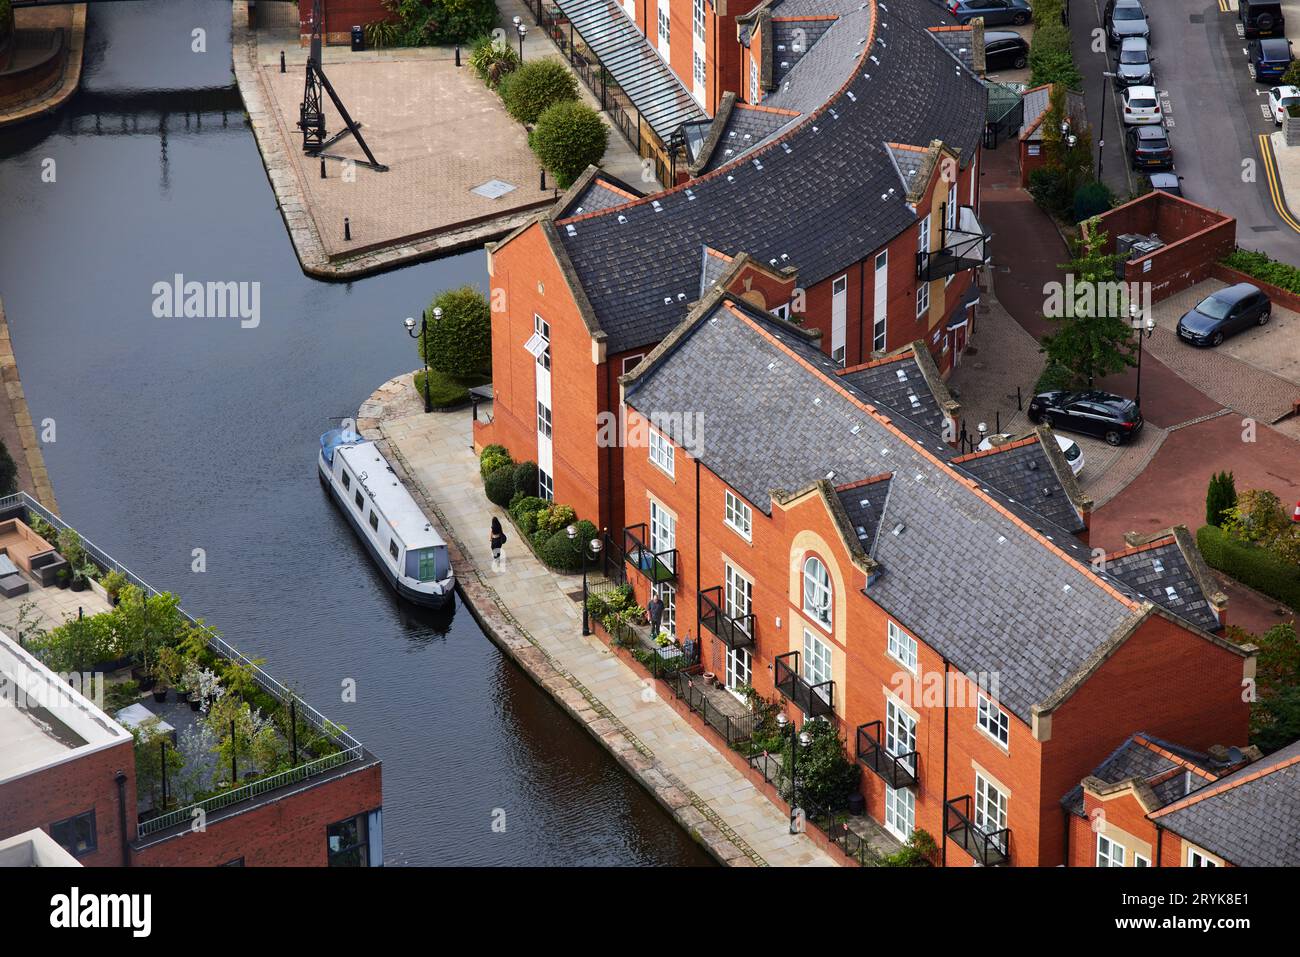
[484,465,516,507]
[540,520,598,572]
[500,58,579,124]
[529,101,610,189]
[512,460,539,499]
[1072,180,1113,223]
[1206,471,1237,528]
[1034,360,1074,394]
[421,285,491,380]
[480,444,512,479]
[1028,166,1071,219]
[468,33,519,88]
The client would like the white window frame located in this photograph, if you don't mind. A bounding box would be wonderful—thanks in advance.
[724,490,752,541]
[885,697,917,773]
[887,620,918,673]
[649,498,676,556]
[724,562,752,625]
[536,401,552,439]
[916,282,929,318]
[693,50,706,88]
[1187,847,1219,868]
[692,0,706,41]
[725,645,752,694]
[802,628,832,693]
[872,250,888,352]
[1134,854,1150,867]
[532,314,551,370]
[1097,835,1126,868]
[976,692,1010,749]
[884,784,915,841]
[657,0,671,58]
[539,469,554,502]
[749,56,760,104]
[802,556,832,629]
[622,354,644,374]
[974,772,1008,850]
[648,427,675,477]
[652,581,676,638]
[917,214,931,256]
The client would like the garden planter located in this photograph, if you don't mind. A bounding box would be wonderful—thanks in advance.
[88,578,111,602]
[152,688,168,703]
[188,696,201,712]
[70,578,87,592]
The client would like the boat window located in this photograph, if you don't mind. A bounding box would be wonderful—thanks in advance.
[369,511,379,532]
[342,471,351,490]
[389,539,399,560]
[355,490,364,509]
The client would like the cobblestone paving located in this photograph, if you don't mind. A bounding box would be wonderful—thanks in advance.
[360,376,836,867]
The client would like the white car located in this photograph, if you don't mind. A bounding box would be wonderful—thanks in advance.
[1268,85,1300,124]
[978,433,1086,476]
[1121,85,1163,125]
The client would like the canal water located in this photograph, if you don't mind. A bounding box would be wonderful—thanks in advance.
[0,0,711,866]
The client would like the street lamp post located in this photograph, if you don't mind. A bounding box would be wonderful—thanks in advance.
[1099,72,1117,182]
[567,524,603,635]
[403,306,442,414]
[775,711,812,834]
[1131,302,1155,407]
[517,22,528,61]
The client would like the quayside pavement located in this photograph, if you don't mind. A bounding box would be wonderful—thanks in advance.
[357,374,836,867]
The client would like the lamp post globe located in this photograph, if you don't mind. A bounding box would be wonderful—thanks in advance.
[403,314,432,414]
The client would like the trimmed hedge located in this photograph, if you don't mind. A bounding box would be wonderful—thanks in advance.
[484,465,516,507]
[500,58,579,125]
[1027,4,1082,89]
[1220,248,1300,296]
[530,100,610,189]
[421,285,491,380]
[512,460,539,499]
[539,520,598,572]
[1197,524,1300,612]
[479,444,512,479]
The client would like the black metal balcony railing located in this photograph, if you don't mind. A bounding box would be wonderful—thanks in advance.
[916,205,990,281]
[623,523,678,584]
[944,795,1010,867]
[599,531,627,587]
[856,722,919,790]
[773,651,834,719]
[698,586,755,651]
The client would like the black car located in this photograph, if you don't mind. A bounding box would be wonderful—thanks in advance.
[1126,125,1173,170]
[1176,283,1272,347]
[1148,172,1183,196]
[1027,391,1144,446]
[1241,0,1285,38]
[984,31,1029,71]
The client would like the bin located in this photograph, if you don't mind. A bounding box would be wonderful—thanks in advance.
[351,25,364,52]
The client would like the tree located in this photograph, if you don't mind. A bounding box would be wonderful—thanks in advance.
[1228,621,1300,752]
[1040,230,1138,388]
[1206,471,1238,528]
[132,721,185,811]
[500,58,580,125]
[530,101,610,189]
[1222,489,1289,546]
[420,285,491,380]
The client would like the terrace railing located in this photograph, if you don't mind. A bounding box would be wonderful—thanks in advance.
[747,751,878,865]
[773,651,835,719]
[944,795,1010,867]
[856,721,919,789]
[698,586,755,651]
[623,522,677,584]
[662,669,768,749]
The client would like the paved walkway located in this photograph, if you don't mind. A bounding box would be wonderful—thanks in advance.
[360,374,835,867]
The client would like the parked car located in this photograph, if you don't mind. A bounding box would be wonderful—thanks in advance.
[1105,0,1150,47]
[1148,172,1183,196]
[984,31,1029,71]
[979,432,1086,475]
[1126,125,1173,170]
[1241,0,1286,39]
[1027,391,1144,446]
[1121,85,1163,125]
[947,0,1031,27]
[1268,85,1300,124]
[1115,37,1154,87]
[1176,283,1272,347]
[1250,38,1293,83]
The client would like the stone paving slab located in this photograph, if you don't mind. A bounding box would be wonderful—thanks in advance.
[368,373,836,867]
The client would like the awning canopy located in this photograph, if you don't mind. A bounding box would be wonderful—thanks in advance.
[553,0,708,143]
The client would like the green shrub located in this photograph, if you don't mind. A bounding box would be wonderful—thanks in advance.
[881,829,939,867]
[535,502,576,537]
[1073,180,1113,223]
[379,0,496,46]
[364,18,401,49]
[1206,471,1237,528]
[540,528,583,571]
[1197,524,1300,612]
[500,58,579,124]
[512,461,539,499]
[484,465,515,507]
[1028,14,1081,89]
[779,718,858,809]
[1221,248,1300,295]
[480,444,512,479]
[529,101,610,189]
[1034,361,1074,394]
[421,285,491,380]
[469,34,519,88]
[1028,165,1071,219]
[0,440,13,497]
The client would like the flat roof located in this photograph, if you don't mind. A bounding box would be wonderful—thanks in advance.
[0,630,131,785]
[335,442,447,551]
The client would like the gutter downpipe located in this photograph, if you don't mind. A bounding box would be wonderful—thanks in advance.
[115,770,130,867]
[942,655,950,867]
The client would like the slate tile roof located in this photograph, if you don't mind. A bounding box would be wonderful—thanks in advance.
[928,24,979,72]
[699,246,734,296]
[555,172,642,219]
[956,439,1085,533]
[835,475,893,556]
[839,356,947,438]
[700,105,798,173]
[1153,739,1300,866]
[771,18,837,86]
[554,0,987,353]
[1062,733,1223,817]
[1105,539,1220,632]
[885,143,931,196]
[624,296,1148,720]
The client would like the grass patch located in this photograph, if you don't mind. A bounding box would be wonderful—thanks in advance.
[412,369,489,409]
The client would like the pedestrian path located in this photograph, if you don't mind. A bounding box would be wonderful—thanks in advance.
[363,376,835,867]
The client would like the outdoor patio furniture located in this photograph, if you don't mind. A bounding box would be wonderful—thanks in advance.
[0,555,18,578]
[29,551,68,587]
[0,573,29,598]
[0,518,58,575]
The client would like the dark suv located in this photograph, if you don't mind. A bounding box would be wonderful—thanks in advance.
[1176,283,1272,346]
[1027,391,1144,446]
[1241,0,1285,39]
[1250,38,1294,83]
[1126,125,1173,170]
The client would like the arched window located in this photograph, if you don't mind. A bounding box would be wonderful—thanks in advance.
[803,556,832,629]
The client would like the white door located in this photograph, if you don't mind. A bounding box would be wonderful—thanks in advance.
[884,785,915,841]
[725,646,751,694]
[649,500,676,572]
[831,275,847,366]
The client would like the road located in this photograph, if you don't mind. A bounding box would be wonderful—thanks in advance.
[1075,0,1300,261]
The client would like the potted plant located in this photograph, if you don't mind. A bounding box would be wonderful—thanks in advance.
[69,561,97,593]
[55,567,70,589]
[101,569,128,605]
[152,646,183,703]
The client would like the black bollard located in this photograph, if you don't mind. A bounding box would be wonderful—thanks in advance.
[540,168,546,190]
[455,45,461,67]
[344,217,351,241]
[280,51,286,74]
[320,159,327,179]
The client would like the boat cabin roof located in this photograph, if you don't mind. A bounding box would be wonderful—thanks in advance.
[335,441,447,551]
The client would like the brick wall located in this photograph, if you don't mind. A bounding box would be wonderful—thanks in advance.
[132,764,382,866]
[297,0,390,43]
[0,740,136,868]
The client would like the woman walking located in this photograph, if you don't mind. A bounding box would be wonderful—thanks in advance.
[490,516,507,570]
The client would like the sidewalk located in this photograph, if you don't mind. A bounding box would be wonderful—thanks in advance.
[360,374,835,867]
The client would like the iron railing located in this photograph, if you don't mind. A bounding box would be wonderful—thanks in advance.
[662,670,767,748]
[944,795,1010,866]
[698,586,755,650]
[917,206,990,281]
[773,651,835,718]
[599,531,627,587]
[623,523,677,583]
[748,751,878,865]
[0,492,366,837]
[856,721,919,789]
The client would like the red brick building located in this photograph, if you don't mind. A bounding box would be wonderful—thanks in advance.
[481,0,991,532]
[608,292,1254,866]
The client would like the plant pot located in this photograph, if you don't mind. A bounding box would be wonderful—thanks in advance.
[152,688,168,703]
[174,689,189,704]
[188,697,201,712]
[70,578,87,592]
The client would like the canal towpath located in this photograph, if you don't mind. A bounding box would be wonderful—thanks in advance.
[358,373,838,867]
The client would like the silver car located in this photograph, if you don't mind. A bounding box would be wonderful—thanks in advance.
[1116,37,1154,87]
